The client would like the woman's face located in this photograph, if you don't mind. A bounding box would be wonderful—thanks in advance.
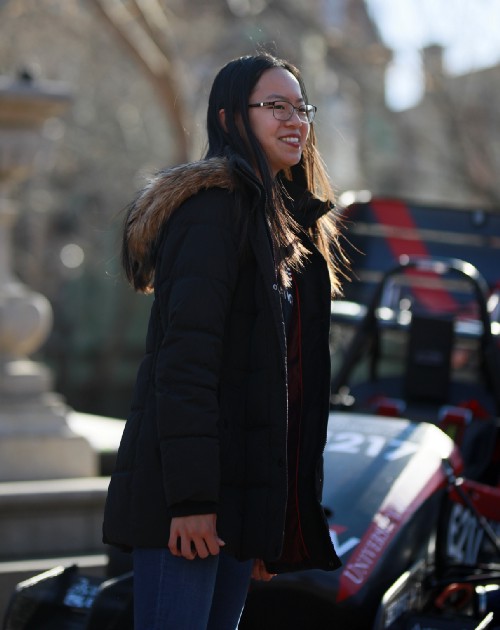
[248,67,310,177]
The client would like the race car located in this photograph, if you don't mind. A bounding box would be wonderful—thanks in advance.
[4,199,500,630]
[240,199,500,629]
[240,253,500,630]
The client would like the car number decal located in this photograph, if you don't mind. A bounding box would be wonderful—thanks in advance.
[326,431,419,461]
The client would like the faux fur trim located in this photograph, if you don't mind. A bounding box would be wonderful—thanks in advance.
[125,157,233,272]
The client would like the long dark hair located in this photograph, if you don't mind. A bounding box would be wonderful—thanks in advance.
[205,53,344,294]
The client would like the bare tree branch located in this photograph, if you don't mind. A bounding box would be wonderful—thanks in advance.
[89,0,190,164]
[430,81,500,204]
[133,0,177,53]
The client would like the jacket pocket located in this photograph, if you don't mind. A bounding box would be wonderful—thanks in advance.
[102,471,133,547]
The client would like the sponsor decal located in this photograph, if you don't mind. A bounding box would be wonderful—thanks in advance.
[336,441,459,602]
[383,585,421,628]
[337,511,399,601]
[446,502,500,565]
[329,524,360,558]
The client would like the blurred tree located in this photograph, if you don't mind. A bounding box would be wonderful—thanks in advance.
[0,0,397,417]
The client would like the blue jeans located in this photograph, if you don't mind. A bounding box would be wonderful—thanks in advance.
[133,547,253,630]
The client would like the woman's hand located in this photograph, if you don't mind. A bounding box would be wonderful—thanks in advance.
[168,514,225,560]
[252,559,276,581]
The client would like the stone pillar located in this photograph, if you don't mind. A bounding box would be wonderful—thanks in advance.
[0,73,96,481]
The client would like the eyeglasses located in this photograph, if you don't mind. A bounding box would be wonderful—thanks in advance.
[248,100,317,123]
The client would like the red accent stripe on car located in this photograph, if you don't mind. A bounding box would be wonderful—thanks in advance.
[370,200,458,314]
[336,445,462,602]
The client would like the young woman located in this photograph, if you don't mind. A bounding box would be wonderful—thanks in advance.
[103,53,344,630]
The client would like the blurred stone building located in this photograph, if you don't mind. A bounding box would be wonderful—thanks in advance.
[395,44,500,208]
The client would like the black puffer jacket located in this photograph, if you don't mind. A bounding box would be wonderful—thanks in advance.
[102,157,341,573]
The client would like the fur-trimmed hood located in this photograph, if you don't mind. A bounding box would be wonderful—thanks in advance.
[122,155,339,293]
[123,157,245,292]
[125,158,232,273]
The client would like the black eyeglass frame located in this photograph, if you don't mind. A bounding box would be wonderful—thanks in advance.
[248,100,317,123]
